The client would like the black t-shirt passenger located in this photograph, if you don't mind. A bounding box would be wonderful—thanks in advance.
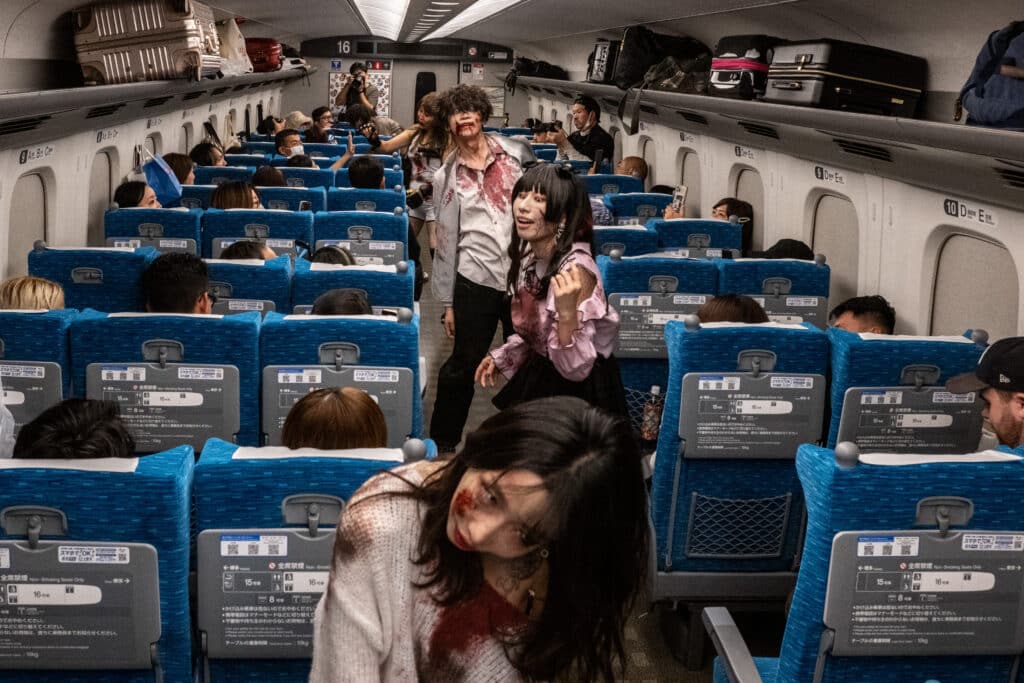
[568,124,614,162]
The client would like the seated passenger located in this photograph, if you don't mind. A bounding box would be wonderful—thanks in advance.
[476,163,628,418]
[309,396,649,683]
[141,252,212,314]
[306,106,336,144]
[345,103,403,138]
[0,275,64,309]
[13,398,135,459]
[163,152,195,185]
[211,181,261,210]
[251,164,287,187]
[649,184,673,194]
[257,115,285,136]
[348,155,385,189]
[219,240,276,261]
[113,180,161,208]
[309,245,356,265]
[829,295,895,334]
[663,196,755,254]
[284,111,313,133]
[750,238,814,260]
[275,128,305,159]
[697,294,770,323]
[189,141,226,167]
[281,387,386,450]
[285,154,318,168]
[311,288,371,315]
[946,337,1024,447]
[603,155,648,180]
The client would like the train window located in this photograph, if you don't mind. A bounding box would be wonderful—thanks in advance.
[734,168,764,251]
[181,123,193,154]
[811,194,859,308]
[609,127,622,166]
[7,173,47,277]
[144,134,159,156]
[87,151,113,247]
[678,150,701,217]
[244,105,251,135]
[536,103,543,120]
[640,137,654,188]
[931,234,1018,340]
[227,109,237,141]
[550,107,558,122]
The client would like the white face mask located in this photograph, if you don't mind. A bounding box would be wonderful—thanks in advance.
[289,144,305,157]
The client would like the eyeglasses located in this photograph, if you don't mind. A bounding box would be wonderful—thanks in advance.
[318,115,334,122]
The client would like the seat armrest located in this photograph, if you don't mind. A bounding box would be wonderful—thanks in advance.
[702,607,763,683]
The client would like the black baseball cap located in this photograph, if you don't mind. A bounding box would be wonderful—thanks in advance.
[750,239,814,260]
[946,337,1024,394]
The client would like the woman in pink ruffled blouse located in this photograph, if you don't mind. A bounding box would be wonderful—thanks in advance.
[475,163,628,417]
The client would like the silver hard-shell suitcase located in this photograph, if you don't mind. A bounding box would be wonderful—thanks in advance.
[73,0,223,85]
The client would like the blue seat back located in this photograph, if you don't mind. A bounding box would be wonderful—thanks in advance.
[0,446,194,682]
[291,260,415,310]
[592,225,659,256]
[326,188,405,213]
[604,193,672,223]
[69,312,262,446]
[827,328,986,447]
[180,184,216,210]
[648,218,743,251]
[201,209,314,258]
[0,308,76,409]
[334,167,404,190]
[652,321,829,574]
[194,165,255,185]
[28,246,158,312]
[775,444,1024,682]
[257,186,327,212]
[341,153,402,170]
[534,148,557,162]
[314,210,408,245]
[582,174,643,195]
[104,208,202,253]
[302,142,347,157]
[718,258,830,297]
[280,167,335,189]
[269,156,338,168]
[206,254,292,313]
[244,141,277,154]
[261,312,422,438]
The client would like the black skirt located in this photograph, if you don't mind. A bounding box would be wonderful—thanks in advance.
[493,351,630,420]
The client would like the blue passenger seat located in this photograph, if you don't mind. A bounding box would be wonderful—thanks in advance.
[28,243,158,312]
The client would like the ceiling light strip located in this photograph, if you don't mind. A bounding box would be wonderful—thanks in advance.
[421,0,522,41]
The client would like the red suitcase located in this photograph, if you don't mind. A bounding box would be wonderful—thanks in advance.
[245,37,283,73]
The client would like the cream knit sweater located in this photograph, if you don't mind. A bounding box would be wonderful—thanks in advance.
[309,461,527,682]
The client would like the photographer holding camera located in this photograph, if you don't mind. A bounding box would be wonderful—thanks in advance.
[334,62,379,112]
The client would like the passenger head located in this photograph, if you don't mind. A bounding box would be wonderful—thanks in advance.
[570,94,601,131]
[311,288,371,315]
[312,106,334,130]
[613,156,648,180]
[440,84,492,142]
[283,111,313,132]
[275,128,304,158]
[697,294,770,323]
[348,155,385,189]
[281,387,387,450]
[113,181,161,209]
[947,337,1024,447]
[219,240,276,260]
[141,252,212,314]
[13,398,135,459]
[649,184,674,194]
[189,142,226,167]
[345,103,375,130]
[508,162,592,293]
[310,245,356,265]
[416,92,441,128]
[408,397,648,681]
[251,165,286,187]
[285,154,317,168]
[349,61,367,78]
[257,115,285,136]
[710,197,753,224]
[163,152,195,185]
[829,295,896,334]
[752,238,814,260]
[211,181,261,210]
[0,275,64,310]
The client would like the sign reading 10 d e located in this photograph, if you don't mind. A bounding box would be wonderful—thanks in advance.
[944,197,997,227]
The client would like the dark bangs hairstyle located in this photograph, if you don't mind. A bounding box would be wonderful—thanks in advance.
[507,162,595,296]
[369,397,648,682]
[439,83,493,124]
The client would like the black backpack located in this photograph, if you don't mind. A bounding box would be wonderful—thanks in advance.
[612,25,708,90]
[504,57,569,94]
[956,21,1024,129]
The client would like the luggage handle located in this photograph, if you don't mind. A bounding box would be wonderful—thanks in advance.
[772,81,803,91]
[617,85,645,136]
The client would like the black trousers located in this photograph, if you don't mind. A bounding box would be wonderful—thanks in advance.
[430,274,512,449]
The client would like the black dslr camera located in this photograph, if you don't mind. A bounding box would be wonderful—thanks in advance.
[532,120,563,134]
[406,183,434,210]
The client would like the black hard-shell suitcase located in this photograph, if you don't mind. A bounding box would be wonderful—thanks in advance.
[587,39,619,83]
[709,34,786,100]
[764,39,927,116]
